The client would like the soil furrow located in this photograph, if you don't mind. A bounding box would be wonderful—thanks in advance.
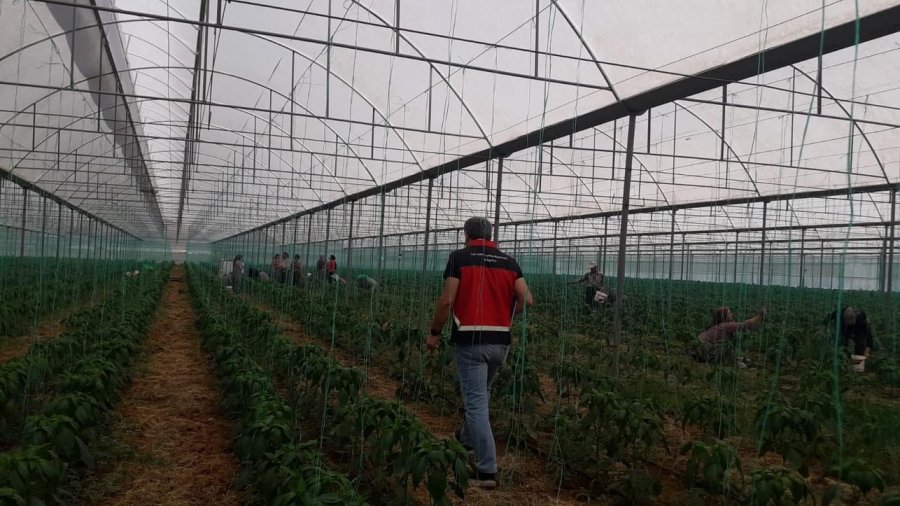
[86,267,241,506]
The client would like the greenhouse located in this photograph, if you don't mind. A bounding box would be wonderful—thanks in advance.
[0,0,899,504]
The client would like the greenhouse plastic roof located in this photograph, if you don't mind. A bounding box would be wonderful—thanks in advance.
[1,0,899,243]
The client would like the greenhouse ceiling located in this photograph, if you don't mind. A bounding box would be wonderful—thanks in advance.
[1,0,900,243]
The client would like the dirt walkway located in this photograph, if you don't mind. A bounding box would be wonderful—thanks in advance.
[90,267,241,506]
[247,295,584,506]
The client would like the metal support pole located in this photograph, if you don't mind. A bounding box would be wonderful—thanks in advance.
[551,222,559,275]
[347,203,355,271]
[799,228,806,288]
[377,193,386,277]
[291,218,299,261]
[668,210,676,280]
[271,224,279,265]
[421,179,434,275]
[612,113,637,378]
[830,248,836,290]
[887,189,897,293]
[733,232,740,283]
[68,208,74,258]
[39,196,47,258]
[19,188,27,257]
[492,158,504,244]
[601,216,609,271]
[305,216,313,268]
[325,208,332,261]
[759,201,768,285]
[818,244,825,289]
[687,246,693,279]
[55,203,62,260]
[254,229,262,267]
[86,218,93,260]
[513,224,519,258]
[635,236,642,278]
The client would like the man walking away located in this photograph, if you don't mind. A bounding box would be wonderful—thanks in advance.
[426,217,533,490]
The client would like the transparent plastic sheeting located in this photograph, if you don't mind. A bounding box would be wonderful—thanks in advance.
[1,0,900,243]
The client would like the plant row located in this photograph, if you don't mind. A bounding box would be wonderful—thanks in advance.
[237,267,900,501]
[0,258,134,337]
[0,265,169,504]
[187,264,469,505]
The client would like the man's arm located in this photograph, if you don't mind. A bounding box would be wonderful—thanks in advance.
[567,273,586,285]
[513,277,533,314]
[736,308,766,332]
[426,277,459,350]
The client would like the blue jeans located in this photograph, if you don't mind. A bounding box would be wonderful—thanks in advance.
[456,343,509,474]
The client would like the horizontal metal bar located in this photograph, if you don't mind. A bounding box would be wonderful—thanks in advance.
[0,79,482,141]
[30,0,611,91]
[217,4,900,241]
[0,167,141,240]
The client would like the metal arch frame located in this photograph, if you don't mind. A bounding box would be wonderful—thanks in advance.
[2,65,374,225]
[80,1,168,231]
[41,138,318,230]
[216,1,900,243]
[191,24,572,239]
[0,17,195,235]
[7,0,900,245]
[343,0,660,228]
[790,64,891,184]
[329,2,496,158]
[788,64,895,231]
[3,14,520,236]
[6,134,163,237]
[547,0,620,101]
[0,166,140,240]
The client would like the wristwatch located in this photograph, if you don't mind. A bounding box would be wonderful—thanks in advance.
[430,328,441,336]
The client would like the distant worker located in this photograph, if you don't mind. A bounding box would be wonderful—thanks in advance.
[271,254,281,280]
[693,306,766,366]
[291,254,304,286]
[825,306,875,357]
[327,255,338,283]
[426,217,533,491]
[316,255,328,281]
[356,274,378,291]
[232,254,245,294]
[278,252,291,284]
[569,262,607,309]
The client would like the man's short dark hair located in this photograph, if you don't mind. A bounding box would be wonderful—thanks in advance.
[464,217,492,241]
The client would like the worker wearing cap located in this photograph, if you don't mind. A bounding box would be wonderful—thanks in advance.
[825,306,875,357]
[569,262,605,309]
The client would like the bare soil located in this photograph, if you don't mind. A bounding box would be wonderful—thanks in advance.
[87,267,242,506]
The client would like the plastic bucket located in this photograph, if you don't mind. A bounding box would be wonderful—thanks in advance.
[850,354,866,372]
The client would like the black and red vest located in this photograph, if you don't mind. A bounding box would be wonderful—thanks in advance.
[443,239,523,346]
